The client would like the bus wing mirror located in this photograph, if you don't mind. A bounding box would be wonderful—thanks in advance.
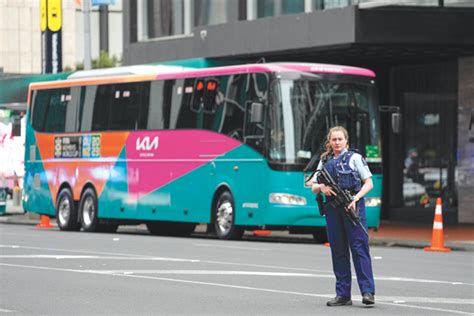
[250,102,263,123]
[391,113,402,134]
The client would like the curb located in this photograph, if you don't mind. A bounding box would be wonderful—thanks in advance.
[1,213,473,252]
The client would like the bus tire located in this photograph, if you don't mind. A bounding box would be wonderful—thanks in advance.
[79,188,101,232]
[56,188,80,231]
[214,191,243,240]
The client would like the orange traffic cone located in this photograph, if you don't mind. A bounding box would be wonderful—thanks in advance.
[36,215,55,229]
[253,230,272,236]
[424,198,451,252]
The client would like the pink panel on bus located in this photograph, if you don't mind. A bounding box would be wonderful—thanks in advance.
[125,130,240,198]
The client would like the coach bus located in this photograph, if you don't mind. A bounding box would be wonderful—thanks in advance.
[23,62,382,240]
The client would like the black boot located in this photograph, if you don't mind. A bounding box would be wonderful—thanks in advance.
[362,293,375,305]
[326,296,352,306]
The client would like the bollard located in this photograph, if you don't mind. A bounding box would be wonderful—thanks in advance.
[12,186,21,206]
[0,188,6,215]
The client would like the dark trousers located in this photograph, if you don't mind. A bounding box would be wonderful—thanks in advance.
[324,201,375,297]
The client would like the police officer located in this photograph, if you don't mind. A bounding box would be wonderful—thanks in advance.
[312,126,375,306]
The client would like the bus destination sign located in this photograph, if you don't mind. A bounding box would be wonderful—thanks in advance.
[54,135,101,159]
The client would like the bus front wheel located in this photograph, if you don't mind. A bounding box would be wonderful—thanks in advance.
[56,188,80,231]
[214,191,243,240]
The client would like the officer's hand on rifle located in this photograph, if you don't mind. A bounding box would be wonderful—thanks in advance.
[347,196,359,211]
[320,184,337,197]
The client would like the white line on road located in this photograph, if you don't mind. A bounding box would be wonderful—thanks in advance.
[0,245,198,261]
[81,269,333,278]
[0,308,15,313]
[194,243,270,251]
[0,255,199,262]
[1,244,472,286]
[0,263,471,315]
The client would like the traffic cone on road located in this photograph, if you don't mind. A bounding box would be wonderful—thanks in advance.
[424,198,451,252]
[36,215,54,229]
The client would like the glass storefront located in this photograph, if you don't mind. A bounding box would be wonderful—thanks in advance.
[386,61,458,222]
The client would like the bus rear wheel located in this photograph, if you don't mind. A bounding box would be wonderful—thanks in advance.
[56,188,80,231]
[79,188,101,232]
[214,191,243,240]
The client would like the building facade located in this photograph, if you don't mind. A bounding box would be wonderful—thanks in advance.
[122,0,474,224]
[0,0,123,74]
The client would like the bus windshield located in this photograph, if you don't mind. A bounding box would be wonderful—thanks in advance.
[268,74,381,168]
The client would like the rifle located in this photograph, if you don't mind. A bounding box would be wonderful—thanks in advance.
[316,167,369,237]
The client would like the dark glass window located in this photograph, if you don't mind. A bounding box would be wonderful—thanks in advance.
[175,78,198,128]
[31,88,71,133]
[31,90,50,131]
[92,82,150,131]
[257,0,304,18]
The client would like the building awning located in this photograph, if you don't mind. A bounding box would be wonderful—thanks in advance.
[0,73,70,111]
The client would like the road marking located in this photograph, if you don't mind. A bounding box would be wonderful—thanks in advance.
[378,301,473,315]
[0,308,15,313]
[194,243,270,251]
[80,270,334,278]
[0,255,199,262]
[0,245,198,261]
[0,263,471,315]
[1,244,472,286]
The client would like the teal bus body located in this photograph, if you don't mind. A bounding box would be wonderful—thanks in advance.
[24,62,382,239]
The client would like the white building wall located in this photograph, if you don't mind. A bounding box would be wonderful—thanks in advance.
[0,0,122,74]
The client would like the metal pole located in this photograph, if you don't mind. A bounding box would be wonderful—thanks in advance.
[99,5,109,53]
[83,0,92,70]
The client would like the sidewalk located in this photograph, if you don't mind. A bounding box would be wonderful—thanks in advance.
[1,199,473,251]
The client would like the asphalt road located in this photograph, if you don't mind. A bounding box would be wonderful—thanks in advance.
[0,224,473,315]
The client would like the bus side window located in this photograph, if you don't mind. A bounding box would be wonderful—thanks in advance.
[91,82,150,131]
[31,90,50,132]
[175,78,197,129]
[148,79,176,130]
[79,85,98,132]
[43,88,70,133]
[65,87,81,132]
[92,85,111,131]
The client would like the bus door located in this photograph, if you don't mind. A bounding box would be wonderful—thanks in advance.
[230,73,268,226]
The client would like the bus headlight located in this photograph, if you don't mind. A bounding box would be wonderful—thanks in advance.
[269,193,307,206]
[365,197,381,207]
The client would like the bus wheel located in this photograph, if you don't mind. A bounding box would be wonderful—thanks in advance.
[312,227,328,243]
[214,191,243,240]
[79,188,100,232]
[56,188,80,231]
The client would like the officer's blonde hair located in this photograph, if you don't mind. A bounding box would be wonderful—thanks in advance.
[321,126,349,159]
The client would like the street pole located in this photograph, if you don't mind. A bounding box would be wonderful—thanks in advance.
[83,0,92,70]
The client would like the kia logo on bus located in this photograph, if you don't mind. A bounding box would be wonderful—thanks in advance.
[136,136,159,151]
